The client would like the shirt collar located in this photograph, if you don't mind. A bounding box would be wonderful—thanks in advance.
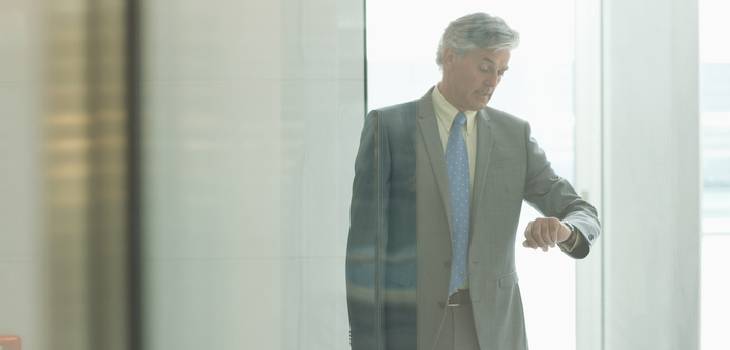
[432,85,477,135]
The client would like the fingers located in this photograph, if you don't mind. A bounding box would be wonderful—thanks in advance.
[523,217,562,252]
[533,223,548,251]
[544,219,559,248]
[523,222,538,248]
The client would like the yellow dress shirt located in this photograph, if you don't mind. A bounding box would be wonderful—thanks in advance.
[431,85,478,192]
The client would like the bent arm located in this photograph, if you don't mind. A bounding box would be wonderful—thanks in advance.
[522,122,601,259]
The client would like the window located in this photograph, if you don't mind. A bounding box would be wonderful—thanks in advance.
[700,1,730,349]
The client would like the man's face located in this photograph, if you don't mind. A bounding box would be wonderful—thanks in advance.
[441,47,511,111]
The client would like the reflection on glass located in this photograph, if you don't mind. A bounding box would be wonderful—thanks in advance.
[41,1,131,349]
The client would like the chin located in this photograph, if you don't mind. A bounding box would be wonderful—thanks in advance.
[471,100,489,110]
[470,97,490,110]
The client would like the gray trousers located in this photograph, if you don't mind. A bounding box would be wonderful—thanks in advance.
[430,303,481,350]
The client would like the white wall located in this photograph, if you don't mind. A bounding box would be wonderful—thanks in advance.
[0,2,44,350]
[141,0,365,348]
[602,0,700,348]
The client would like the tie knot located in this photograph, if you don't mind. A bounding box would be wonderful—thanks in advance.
[453,112,466,127]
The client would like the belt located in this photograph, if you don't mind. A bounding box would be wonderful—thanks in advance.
[447,289,471,307]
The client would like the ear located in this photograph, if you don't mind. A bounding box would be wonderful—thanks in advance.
[442,48,457,69]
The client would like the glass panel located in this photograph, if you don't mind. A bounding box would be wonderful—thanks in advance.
[2,1,132,349]
[700,1,730,349]
[140,1,365,349]
[42,1,132,348]
[701,236,730,349]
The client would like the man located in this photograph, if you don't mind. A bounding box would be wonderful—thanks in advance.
[346,12,601,350]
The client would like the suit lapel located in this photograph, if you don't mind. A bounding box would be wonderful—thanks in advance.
[416,91,496,242]
[416,89,453,234]
[471,109,494,234]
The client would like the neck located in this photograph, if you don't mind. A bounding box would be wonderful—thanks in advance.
[437,81,465,112]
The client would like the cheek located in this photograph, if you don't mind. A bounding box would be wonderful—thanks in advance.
[464,77,479,90]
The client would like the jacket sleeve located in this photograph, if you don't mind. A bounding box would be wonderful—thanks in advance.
[346,110,390,349]
[522,122,601,259]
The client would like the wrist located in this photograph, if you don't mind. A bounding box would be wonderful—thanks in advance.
[560,223,577,244]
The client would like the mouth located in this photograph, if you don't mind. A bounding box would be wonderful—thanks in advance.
[476,90,492,99]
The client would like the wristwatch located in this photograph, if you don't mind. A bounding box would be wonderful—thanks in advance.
[558,223,579,252]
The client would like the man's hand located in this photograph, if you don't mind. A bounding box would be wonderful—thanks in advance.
[522,217,572,252]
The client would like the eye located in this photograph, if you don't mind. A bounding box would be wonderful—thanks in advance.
[479,63,495,73]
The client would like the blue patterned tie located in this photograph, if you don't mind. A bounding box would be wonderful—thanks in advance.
[446,112,469,295]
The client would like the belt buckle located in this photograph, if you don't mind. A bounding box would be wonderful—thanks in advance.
[447,289,466,307]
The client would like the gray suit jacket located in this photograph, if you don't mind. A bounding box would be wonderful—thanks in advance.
[346,88,600,350]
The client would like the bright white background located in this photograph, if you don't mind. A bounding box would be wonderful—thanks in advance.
[699,0,730,349]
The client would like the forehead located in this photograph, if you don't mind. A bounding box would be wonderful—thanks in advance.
[465,48,511,66]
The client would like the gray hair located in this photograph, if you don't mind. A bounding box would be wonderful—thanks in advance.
[436,13,520,66]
